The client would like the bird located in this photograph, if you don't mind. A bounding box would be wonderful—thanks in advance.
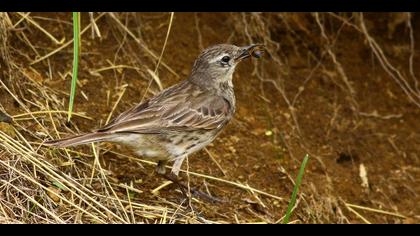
[45,43,264,200]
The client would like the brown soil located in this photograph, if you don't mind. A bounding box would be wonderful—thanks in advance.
[0,12,419,223]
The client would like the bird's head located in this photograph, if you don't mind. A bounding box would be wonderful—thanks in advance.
[189,44,265,89]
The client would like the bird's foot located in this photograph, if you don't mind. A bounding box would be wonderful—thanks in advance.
[160,172,225,204]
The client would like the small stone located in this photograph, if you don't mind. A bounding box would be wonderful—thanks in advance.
[265,130,273,136]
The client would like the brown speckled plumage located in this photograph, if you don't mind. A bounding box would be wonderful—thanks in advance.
[45,44,264,176]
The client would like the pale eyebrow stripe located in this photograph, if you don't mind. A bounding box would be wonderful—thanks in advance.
[208,53,229,64]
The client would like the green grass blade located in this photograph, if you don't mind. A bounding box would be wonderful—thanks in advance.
[283,154,310,224]
[67,12,80,122]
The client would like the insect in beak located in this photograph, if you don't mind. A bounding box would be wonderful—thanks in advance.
[234,44,265,62]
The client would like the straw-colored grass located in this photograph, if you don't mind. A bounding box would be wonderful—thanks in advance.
[0,12,417,224]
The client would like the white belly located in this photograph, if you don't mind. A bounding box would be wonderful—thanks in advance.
[107,130,219,162]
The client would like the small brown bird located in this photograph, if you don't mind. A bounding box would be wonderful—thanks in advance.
[45,44,264,199]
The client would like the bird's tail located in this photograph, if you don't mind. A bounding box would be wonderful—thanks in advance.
[44,132,113,148]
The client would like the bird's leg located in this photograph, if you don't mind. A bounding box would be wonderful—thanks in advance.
[156,160,167,175]
[160,171,223,203]
[155,160,223,203]
[156,160,189,196]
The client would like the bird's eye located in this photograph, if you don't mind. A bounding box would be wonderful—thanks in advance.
[221,56,230,64]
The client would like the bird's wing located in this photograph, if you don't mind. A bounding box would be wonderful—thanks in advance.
[98,82,232,134]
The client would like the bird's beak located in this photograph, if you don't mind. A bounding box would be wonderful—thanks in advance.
[234,44,265,62]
